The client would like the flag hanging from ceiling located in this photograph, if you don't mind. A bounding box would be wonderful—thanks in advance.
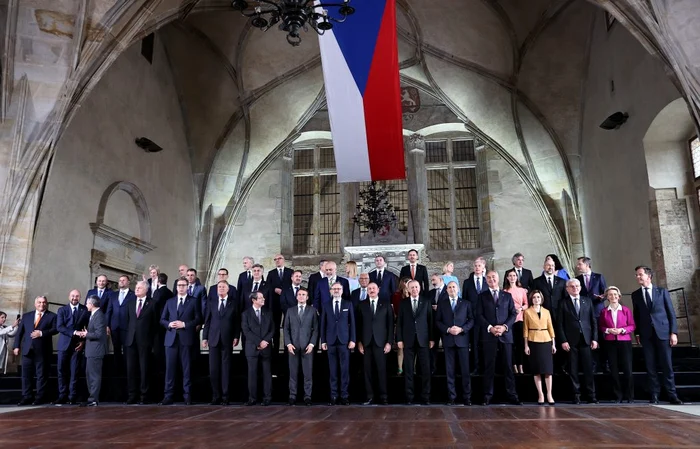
[317,0,405,183]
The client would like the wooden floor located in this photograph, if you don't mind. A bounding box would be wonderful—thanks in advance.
[2,404,700,448]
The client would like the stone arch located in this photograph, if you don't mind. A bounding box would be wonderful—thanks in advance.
[96,181,152,243]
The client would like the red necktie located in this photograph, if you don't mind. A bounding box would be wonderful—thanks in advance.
[136,299,143,318]
[411,265,416,279]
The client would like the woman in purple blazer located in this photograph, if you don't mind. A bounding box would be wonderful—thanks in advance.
[598,286,636,402]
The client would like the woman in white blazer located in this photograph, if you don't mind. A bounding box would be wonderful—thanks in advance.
[0,311,19,374]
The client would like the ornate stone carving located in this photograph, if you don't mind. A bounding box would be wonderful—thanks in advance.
[405,133,426,153]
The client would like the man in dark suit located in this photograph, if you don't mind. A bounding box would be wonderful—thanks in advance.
[268,255,292,359]
[428,274,448,375]
[236,257,255,300]
[171,264,202,293]
[400,248,430,293]
[478,271,520,405]
[314,261,350,313]
[125,281,158,404]
[462,257,487,374]
[185,268,207,323]
[55,289,89,405]
[306,260,326,306]
[436,281,474,405]
[350,272,371,311]
[320,282,356,405]
[575,257,608,318]
[357,282,393,405]
[207,268,236,304]
[369,255,397,303]
[203,280,240,405]
[241,291,274,406]
[281,270,304,314]
[14,296,57,405]
[160,277,201,405]
[77,295,107,407]
[151,273,173,375]
[503,252,534,291]
[397,280,434,405]
[632,265,683,405]
[106,274,135,389]
[557,278,598,404]
[240,264,269,312]
[283,288,318,406]
[87,274,111,313]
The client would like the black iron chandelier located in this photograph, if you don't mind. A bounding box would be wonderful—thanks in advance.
[231,0,355,46]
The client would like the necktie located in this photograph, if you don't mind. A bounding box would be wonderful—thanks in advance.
[98,289,103,299]
[279,268,283,279]
[371,300,376,314]
[435,288,441,302]
[177,298,183,312]
[136,299,143,318]
[411,265,416,279]
[256,308,261,323]
[412,299,417,314]
[334,300,340,317]
[253,282,259,292]
[476,277,481,292]
[548,277,553,289]
[361,289,366,301]
[574,298,580,315]
[645,288,652,309]
[247,271,252,281]
[451,299,456,311]
[188,285,193,296]
[585,274,591,291]
[119,290,125,305]
[377,270,382,285]
[71,306,76,317]
[34,312,42,328]
[517,269,522,280]
[492,290,498,303]
[294,286,298,297]
[219,299,225,314]
[299,305,304,316]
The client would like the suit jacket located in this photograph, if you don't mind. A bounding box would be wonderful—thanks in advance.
[281,285,303,314]
[236,271,252,300]
[632,285,678,340]
[313,277,350,313]
[369,269,398,303]
[320,299,356,345]
[556,295,598,346]
[86,288,112,313]
[476,290,517,344]
[503,267,534,291]
[14,310,57,355]
[577,272,608,316]
[267,267,293,294]
[240,279,271,313]
[599,306,635,341]
[428,286,449,306]
[436,297,473,348]
[350,287,370,311]
[106,289,136,331]
[522,307,555,342]
[56,304,89,352]
[306,272,324,305]
[85,310,107,358]
[400,264,430,294]
[396,296,433,348]
[241,307,274,357]
[151,285,174,318]
[462,273,487,304]
[160,295,201,347]
[186,284,207,324]
[207,283,237,304]
[357,298,394,347]
[532,274,566,316]
[203,296,241,347]
[125,297,158,347]
[283,304,319,350]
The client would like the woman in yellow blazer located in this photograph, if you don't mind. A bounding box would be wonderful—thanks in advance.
[523,290,556,405]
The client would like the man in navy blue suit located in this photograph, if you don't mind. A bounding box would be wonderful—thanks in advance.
[55,289,89,405]
[369,255,397,303]
[314,261,350,313]
[185,268,207,323]
[320,282,356,405]
[281,270,304,314]
[106,274,135,384]
[236,257,255,300]
[463,257,487,374]
[241,291,274,406]
[160,277,201,405]
[267,255,292,359]
[14,296,57,405]
[502,253,534,291]
[632,265,683,405]
[436,281,474,406]
[477,271,520,405]
[428,273,449,374]
[207,268,236,303]
[86,274,111,314]
[576,257,608,317]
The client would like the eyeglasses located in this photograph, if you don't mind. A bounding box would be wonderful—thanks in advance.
[274,257,283,261]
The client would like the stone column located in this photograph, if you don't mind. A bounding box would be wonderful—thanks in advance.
[475,142,493,253]
[405,133,428,247]
[280,146,294,256]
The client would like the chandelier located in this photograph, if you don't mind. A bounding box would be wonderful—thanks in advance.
[231,0,356,46]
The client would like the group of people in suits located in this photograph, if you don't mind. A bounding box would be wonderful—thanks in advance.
[6,250,685,407]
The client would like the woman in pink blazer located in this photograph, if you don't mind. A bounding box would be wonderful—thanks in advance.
[598,286,636,402]
[505,271,528,374]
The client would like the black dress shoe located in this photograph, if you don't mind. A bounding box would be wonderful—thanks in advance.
[288,397,296,406]
[159,399,174,406]
[209,399,221,406]
[613,399,622,404]
[245,400,256,406]
[363,398,374,405]
[537,401,545,406]
[573,395,581,405]
[126,398,138,405]
[221,400,229,406]
[588,398,599,404]
[405,401,413,405]
[184,400,192,406]
[53,397,67,405]
[509,398,522,406]
[80,401,98,407]
[670,397,684,405]
[548,401,556,406]
[17,398,32,406]
[262,400,271,406]
[626,399,634,404]
[341,398,350,406]
[464,400,472,406]
[422,400,431,406]
[31,400,45,406]
[381,399,389,405]
[650,396,659,404]
[446,400,456,406]
[304,398,312,406]
[328,397,337,406]
[482,398,491,406]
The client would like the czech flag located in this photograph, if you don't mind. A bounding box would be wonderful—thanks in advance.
[318,0,405,183]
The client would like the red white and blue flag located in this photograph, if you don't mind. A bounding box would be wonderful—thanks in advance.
[317,0,405,183]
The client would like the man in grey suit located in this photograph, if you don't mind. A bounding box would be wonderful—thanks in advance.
[77,295,107,407]
[283,288,318,406]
